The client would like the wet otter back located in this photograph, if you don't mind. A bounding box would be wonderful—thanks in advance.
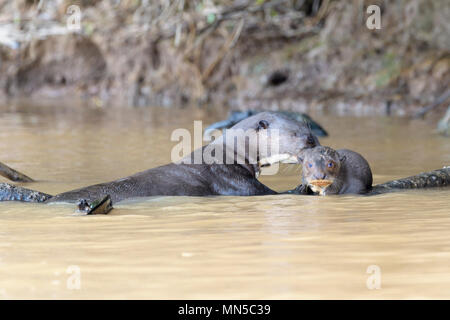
[337,149,373,194]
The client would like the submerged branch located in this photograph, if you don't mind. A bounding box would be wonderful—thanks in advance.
[412,89,450,119]
[368,166,450,195]
[0,161,34,182]
[0,182,51,202]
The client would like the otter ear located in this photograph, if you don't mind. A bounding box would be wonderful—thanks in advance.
[257,120,269,131]
[339,155,346,163]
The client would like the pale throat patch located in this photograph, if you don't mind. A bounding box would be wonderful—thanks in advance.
[308,179,333,196]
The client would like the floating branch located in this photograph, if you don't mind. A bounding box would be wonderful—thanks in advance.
[0,161,34,182]
[369,166,450,195]
[0,182,51,202]
[413,89,450,119]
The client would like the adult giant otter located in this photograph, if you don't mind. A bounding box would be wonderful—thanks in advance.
[0,112,319,204]
[1,113,449,207]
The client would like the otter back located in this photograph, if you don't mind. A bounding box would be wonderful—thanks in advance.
[334,149,373,194]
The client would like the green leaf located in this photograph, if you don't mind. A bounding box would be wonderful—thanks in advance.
[207,13,216,24]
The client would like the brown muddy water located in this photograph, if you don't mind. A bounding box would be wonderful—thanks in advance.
[0,100,449,299]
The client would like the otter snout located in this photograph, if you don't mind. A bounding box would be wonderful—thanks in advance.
[313,173,327,180]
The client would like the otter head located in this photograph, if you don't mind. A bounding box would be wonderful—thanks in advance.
[299,146,346,195]
[226,111,320,168]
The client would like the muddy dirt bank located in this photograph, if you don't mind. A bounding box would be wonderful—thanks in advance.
[0,0,448,116]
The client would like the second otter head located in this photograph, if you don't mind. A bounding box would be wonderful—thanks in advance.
[229,111,320,166]
[299,146,346,195]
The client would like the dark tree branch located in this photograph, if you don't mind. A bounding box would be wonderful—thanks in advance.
[413,89,450,119]
[0,161,34,182]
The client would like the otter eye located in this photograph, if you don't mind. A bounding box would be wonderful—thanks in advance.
[257,120,269,131]
[308,163,313,168]
[306,135,315,146]
[327,162,334,168]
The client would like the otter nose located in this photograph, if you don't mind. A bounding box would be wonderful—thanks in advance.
[314,173,327,180]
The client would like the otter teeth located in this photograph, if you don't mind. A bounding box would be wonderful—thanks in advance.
[258,154,298,166]
[308,180,333,196]
[281,155,300,164]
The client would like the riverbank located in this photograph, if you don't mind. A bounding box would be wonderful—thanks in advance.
[0,0,448,116]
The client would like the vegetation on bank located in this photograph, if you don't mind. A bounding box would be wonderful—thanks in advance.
[0,0,448,118]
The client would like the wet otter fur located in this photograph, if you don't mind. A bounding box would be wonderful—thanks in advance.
[46,112,319,203]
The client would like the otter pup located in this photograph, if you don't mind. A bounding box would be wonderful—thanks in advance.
[299,146,373,195]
